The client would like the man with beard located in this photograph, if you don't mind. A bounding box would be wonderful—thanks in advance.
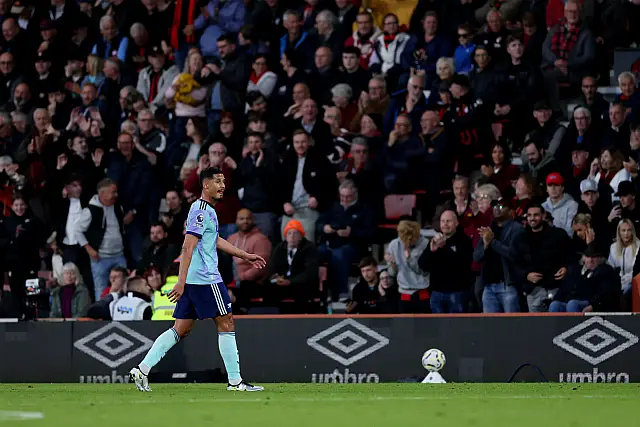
[135,222,180,278]
[574,75,609,126]
[473,197,523,313]
[524,101,566,157]
[7,83,35,119]
[514,203,573,312]
[521,140,561,193]
[0,53,24,105]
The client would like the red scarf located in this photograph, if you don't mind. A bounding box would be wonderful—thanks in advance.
[170,0,196,49]
[551,18,580,61]
[250,70,267,85]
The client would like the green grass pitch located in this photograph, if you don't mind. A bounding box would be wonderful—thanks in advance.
[1,383,639,426]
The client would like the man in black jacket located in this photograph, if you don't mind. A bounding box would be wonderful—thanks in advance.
[317,179,375,300]
[419,209,473,313]
[514,203,573,312]
[550,242,620,313]
[200,34,251,118]
[135,222,179,278]
[267,219,319,313]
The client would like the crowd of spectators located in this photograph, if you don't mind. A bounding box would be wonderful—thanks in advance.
[1,0,640,319]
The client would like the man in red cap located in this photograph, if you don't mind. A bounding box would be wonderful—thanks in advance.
[542,172,578,236]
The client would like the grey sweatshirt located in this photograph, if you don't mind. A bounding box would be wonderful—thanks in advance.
[386,236,430,295]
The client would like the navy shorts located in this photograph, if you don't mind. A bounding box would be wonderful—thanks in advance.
[173,283,232,320]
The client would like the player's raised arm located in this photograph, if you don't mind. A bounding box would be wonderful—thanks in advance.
[217,237,266,269]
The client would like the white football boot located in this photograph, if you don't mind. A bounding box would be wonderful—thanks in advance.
[227,380,264,391]
[129,367,152,392]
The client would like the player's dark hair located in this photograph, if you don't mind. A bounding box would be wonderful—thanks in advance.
[200,166,223,186]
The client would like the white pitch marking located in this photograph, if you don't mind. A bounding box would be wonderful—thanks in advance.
[0,411,45,421]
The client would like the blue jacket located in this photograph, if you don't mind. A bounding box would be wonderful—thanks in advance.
[316,201,375,249]
[401,33,453,76]
[194,0,246,58]
[454,43,475,74]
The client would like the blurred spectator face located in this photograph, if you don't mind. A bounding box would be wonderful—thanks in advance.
[492,200,510,221]
[0,53,14,75]
[342,52,358,72]
[407,76,423,98]
[533,107,551,125]
[457,27,471,46]
[99,183,118,206]
[142,0,157,10]
[41,27,56,41]
[109,269,126,292]
[526,207,543,230]
[620,76,635,97]
[292,83,309,104]
[571,149,589,169]
[146,269,163,291]
[339,185,356,208]
[248,118,267,133]
[35,59,51,75]
[72,136,89,156]
[487,11,501,32]
[137,110,154,134]
[53,89,66,104]
[565,1,580,26]
[11,197,26,216]
[573,222,588,240]
[633,128,640,150]
[449,83,465,99]
[507,39,523,61]
[285,228,303,248]
[547,183,563,199]
[394,115,411,138]
[600,149,613,171]
[284,13,302,36]
[360,263,377,283]
[423,14,437,35]
[186,118,196,137]
[2,19,18,41]
[368,79,385,101]
[166,190,181,210]
[236,209,253,232]
[574,110,590,132]
[475,191,492,213]
[148,53,165,70]
[119,88,131,110]
[293,132,310,157]
[103,61,119,79]
[315,14,331,36]
[474,48,490,69]
[621,193,635,209]
[360,115,377,135]
[379,270,392,288]
[65,180,82,198]
[90,120,102,137]
[440,210,458,236]
[524,143,541,165]
[581,190,598,208]
[0,0,9,15]
[453,179,468,201]
[581,76,597,99]
[149,224,167,243]
[252,56,267,75]
[356,13,373,36]
[515,177,530,199]
[131,27,148,47]
[491,145,505,165]
[351,142,368,166]
[332,93,349,109]
[220,116,234,136]
[117,134,134,157]
[335,0,348,8]
[301,99,317,121]
[609,105,625,127]
[265,0,276,7]
[620,221,634,245]
[383,14,399,35]
[34,110,50,132]
[314,47,331,70]
[420,110,438,134]
[81,84,97,106]
[11,112,25,133]
[217,39,235,59]
[188,52,204,74]
[63,269,77,286]
[280,53,291,70]
[208,143,227,167]
[247,134,263,153]
[14,83,30,106]
[437,62,453,80]
[101,19,117,41]
[583,255,602,271]
[250,96,267,113]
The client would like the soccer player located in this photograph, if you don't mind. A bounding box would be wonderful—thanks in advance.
[129,167,266,392]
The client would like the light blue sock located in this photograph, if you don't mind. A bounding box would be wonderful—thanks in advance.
[139,328,180,375]
[219,332,241,384]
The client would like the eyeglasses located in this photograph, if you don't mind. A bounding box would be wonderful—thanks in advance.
[458,33,469,38]
[254,61,266,66]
